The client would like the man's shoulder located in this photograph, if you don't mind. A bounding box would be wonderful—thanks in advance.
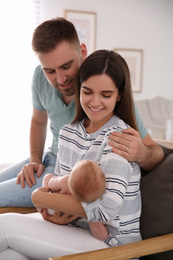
[33,65,46,81]
[32,65,52,92]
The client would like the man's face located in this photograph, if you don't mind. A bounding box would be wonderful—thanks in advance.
[38,41,86,99]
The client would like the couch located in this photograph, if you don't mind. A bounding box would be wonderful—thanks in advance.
[140,139,173,259]
[1,138,173,259]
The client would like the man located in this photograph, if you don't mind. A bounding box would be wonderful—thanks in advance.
[0,18,164,209]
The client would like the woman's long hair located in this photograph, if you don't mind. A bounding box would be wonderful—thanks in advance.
[73,50,138,131]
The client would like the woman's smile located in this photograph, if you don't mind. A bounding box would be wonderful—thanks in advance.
[88,106,104,113]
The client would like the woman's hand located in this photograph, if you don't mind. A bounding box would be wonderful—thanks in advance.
[41,208,78,225]
[32,187,86,221]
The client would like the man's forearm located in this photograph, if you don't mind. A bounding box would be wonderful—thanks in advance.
[29,119,47,163]
[139,144,164,171]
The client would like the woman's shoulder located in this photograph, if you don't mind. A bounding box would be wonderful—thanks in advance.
[60,121,84,136]
[105,115,129,132]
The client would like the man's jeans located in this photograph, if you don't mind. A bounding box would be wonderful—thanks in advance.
[0,150,56,207]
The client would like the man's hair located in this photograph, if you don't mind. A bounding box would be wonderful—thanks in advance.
[32,17,80,53]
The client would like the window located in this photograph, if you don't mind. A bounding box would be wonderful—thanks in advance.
[0,0,40,163]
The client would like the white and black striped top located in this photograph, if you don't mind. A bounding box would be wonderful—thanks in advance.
[55,115,142,247]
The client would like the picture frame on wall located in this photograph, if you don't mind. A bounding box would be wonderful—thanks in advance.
[114,49,143,93]
[64,10,96,55]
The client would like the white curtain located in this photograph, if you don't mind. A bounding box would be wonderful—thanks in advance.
[0,0,40,163]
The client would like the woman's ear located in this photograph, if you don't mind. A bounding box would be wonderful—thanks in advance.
[117,95,121,102]
[80,43,87,62]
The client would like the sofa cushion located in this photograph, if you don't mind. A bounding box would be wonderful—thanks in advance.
[161,145,173,158]
[140,152,173,259]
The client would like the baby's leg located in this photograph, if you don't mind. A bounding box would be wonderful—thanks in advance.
[89,222,108,240]
[42,173,55,187]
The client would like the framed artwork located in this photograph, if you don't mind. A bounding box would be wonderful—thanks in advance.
[64,10,96,55]
[114,48,143,92]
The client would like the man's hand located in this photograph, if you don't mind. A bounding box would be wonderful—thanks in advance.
[41,208,78,225]
[108,127,164,171]
[16,163,45,188]
[108,127,146,163]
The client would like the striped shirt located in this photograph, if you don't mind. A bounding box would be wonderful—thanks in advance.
[55,115,142,247]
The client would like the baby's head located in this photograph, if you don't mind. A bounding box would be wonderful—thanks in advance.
[68,160,106,202]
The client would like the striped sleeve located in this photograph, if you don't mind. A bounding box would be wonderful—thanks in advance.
[82,134,136,222]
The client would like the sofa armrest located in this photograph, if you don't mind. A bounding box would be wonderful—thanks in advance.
[48,233,173,260]
[154,138,173,150]
[0,207,37,214]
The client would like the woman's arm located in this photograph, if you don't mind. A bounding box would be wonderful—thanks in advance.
[31,187,86,218]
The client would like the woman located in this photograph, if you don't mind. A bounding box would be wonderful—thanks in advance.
[0,50,141,260]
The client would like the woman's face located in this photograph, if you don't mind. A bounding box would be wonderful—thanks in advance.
[80,74,120,132]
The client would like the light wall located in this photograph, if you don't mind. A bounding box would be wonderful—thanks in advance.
[39,0,173,101]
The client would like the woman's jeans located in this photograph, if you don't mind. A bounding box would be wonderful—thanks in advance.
[0,150,56,207]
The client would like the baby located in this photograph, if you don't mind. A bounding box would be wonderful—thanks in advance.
[42,160,108,241]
